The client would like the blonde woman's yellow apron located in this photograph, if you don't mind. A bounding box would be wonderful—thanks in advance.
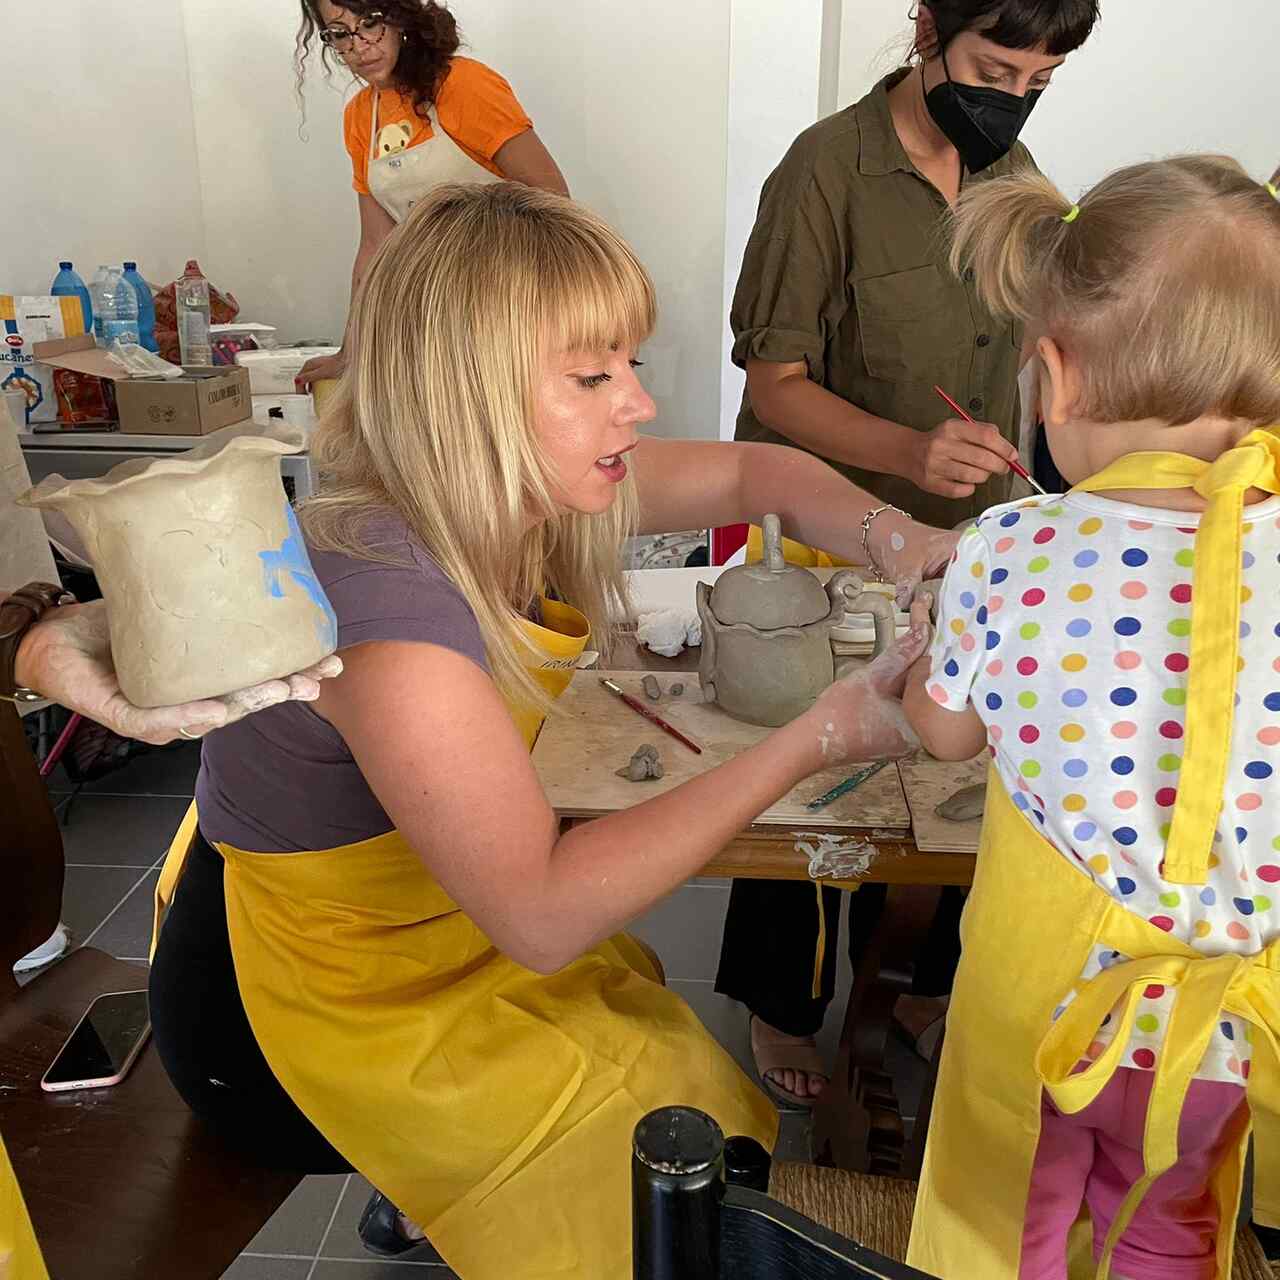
[153,598,776,1280]
[0,1132,49,1280]
[908,429,1280,1280]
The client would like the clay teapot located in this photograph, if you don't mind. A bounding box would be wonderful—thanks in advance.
[20,428,337,708]
[696,514,897,727]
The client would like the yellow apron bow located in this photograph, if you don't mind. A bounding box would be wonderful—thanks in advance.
[1035,920,1280,1278]
[1071,427,1280,885]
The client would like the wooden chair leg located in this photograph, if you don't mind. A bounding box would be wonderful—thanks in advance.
[813,885,942,1176]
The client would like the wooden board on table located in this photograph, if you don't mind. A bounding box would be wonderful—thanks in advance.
[533,670,910,831]
[897,752,988,853]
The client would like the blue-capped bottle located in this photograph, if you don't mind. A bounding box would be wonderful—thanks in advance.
[122,263,158,353]
[50,262,93,334]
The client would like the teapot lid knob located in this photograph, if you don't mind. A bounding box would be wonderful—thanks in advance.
[762,514,784,572]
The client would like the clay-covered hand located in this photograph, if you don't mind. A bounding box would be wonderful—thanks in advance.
[865,508,962,610]
[14,601,343,746]
[803,623,928,767]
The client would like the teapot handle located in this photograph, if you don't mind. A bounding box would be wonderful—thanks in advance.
[761,514,785,572]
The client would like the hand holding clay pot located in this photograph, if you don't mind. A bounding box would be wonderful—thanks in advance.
[802,623,928,769]
[14,599,343,746]
[21,430,338,708]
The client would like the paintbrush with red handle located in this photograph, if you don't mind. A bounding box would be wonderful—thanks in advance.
[933,384,1047,496]
[600,678,703,755]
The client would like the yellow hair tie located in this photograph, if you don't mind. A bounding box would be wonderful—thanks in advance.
[1062,204,1081,224]
[1268,181,1279,199]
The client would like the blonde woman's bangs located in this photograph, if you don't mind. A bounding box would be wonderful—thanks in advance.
[534,222,657,360]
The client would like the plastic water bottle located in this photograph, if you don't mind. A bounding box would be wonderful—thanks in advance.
[89,266,140,347]
[50,262,93,334]
[176,260,212,366]
[121,262,158,353]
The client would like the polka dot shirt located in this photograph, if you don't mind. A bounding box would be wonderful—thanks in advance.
[927,491,1280,1083]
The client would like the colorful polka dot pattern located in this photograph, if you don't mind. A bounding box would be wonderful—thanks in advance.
[928,493,1280,1083]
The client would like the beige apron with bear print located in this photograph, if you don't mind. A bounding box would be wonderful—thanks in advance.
[367,89,499,224]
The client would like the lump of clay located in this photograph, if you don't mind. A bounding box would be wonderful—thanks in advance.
[616,744,664,782]
[19,428,337,708]
[670,682,684,697]
[642,674,661,701]
[936,783,986,822]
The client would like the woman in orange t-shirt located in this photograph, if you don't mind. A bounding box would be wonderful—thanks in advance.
[295,1,568,387]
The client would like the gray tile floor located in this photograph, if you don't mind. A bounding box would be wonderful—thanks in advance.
[42,739,925,1279]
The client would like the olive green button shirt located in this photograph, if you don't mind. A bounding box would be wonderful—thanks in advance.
[731,69,1031,528]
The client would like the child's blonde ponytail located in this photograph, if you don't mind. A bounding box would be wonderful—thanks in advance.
[949,155,1280,429]
[948,165,1076,324]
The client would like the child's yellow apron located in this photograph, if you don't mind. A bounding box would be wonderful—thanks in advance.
[909,429,1280,1280]
[0,1132,49,1280]
[152,598,777,1280]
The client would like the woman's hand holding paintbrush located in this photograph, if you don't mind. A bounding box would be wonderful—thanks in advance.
[932,386,1047,497]
[909,392,1025,499]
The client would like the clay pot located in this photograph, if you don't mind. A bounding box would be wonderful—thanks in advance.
[696,513,897,727]
[20,429,337,707]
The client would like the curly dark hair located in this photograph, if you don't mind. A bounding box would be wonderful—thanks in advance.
[296,0,461,118]
[918,0,1100,57]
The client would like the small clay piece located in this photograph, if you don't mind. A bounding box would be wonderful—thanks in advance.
[670,682,685,697]
[19,428,337,708]
[936,783,986,822]
[642,674,661,702]
[616,743,664,782]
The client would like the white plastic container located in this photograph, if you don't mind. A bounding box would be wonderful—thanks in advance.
[235,347,340,395]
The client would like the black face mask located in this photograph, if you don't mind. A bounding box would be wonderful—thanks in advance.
[924,50,1041,174]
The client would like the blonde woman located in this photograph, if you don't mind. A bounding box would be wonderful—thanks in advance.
[12,184,953,1279]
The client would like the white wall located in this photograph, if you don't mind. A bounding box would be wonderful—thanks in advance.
[181,0,733,438]
[838,0,1280,193]
[0,1,208,298]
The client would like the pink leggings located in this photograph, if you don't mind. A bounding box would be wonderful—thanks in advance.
[1019,1066,1248,1280]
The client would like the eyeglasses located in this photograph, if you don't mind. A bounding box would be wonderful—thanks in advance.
[319,12,387,54]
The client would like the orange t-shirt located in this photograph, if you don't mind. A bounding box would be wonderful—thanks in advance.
[343,56,533,196]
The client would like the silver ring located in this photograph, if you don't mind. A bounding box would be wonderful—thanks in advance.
[178,726,201,741]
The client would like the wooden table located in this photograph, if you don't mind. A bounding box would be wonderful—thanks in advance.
[535,637,986,1177]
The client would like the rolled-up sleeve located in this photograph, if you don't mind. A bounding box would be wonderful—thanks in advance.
[730,148,852,385]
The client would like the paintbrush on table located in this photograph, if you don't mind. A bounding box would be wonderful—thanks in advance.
[806,759,890,811]
[933,384,1047,497]
[599,678,703,755]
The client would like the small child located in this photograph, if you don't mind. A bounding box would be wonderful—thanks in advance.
[902,157,1280,1280]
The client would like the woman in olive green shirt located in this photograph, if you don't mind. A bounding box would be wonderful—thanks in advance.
[716,0,1099,1106]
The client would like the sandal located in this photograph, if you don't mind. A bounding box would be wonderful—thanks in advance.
[891,995,949,1062]
[749,1014,829,1111]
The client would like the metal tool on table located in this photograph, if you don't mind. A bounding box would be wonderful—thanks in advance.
[806,758,890,811]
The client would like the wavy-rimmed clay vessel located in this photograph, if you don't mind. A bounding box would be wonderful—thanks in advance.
[696,513,896,727]
[20,429,337,707]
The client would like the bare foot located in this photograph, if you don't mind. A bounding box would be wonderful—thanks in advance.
[750,1015,829,1107]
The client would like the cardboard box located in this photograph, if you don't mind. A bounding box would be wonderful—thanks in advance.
[32,336,250,436]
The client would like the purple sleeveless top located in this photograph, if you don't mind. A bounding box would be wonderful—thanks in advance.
[195,512,489,853]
